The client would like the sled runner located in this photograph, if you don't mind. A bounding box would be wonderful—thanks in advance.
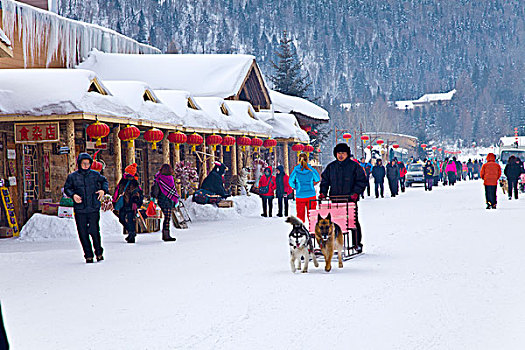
[308,196,362,261]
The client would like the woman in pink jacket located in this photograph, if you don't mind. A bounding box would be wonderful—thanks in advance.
[445,159,457,186]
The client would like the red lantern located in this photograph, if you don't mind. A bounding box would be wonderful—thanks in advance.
[206,134,223,152]
[438,148,443,152]
[118,125,140,148]
[292,143,305,157]
[251,137,263,152]
[143,128,164,150]
[237,136,252,152]
[91,160,103,172]
[301,125,312,132]
[343,133,352,143]
[263,138,277,153]
[366,145,372,149]
[86,120,110,146]
[421,143,428,150]
[187,133,204,152]
[222,135,236,152]
[168,132,187,150]
[304,145,315,154]
[360,135,370,142]
[392,144,400,149]
[457,151,462,154]
[376,139,384,145]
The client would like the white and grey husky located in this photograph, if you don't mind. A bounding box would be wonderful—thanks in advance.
[286,216,319,273]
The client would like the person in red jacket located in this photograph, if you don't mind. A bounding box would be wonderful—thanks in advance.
[480,153,502,209]
[275,165,293,217]
[258,166,276,217]
[398,159,407,192]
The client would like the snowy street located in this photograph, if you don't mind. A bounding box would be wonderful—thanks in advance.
[1,180,524,349]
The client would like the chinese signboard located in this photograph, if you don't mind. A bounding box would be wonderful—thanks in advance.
[14,122,60,143]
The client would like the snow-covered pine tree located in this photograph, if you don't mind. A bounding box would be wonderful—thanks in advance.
[269,30,312,98]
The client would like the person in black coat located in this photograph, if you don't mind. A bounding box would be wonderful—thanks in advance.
[64,153,109,263]
[371,159,386,198]
[504,156,523,200]
[386,159,400,197]
[423,160,435,191]
[114,163,144,244]
[320,143,367,253]
[200,162,230,198]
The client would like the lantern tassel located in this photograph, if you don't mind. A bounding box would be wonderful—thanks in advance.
[152,143,157,150]
[95,138,102,146]
[128,140,133,148]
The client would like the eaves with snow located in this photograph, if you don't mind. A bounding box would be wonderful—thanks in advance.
[0,0,159,67]
[269,90,329,122]
[256,111,309,142]
[78,50,268,101]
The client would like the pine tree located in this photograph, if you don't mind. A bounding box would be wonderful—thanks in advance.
[269,30,312,98]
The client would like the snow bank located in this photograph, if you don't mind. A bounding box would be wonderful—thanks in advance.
[78,50,255,98]
[19,211,122,241]
[269,90,329,121]
[182,195,261,222]
[0,0,159,68]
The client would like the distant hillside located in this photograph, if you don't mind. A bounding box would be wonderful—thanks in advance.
[58,0,525,145]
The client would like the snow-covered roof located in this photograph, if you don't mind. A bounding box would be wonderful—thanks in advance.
[269,90,329,121]
[394,89,456,110]
[498,136,525,147]
[0,0,159,68]
[79,50,257,98]
[103,81,183,126]
[0,69,137,117]
[0,27,11,47]
[256,111,309,142]
[223,100,272,135]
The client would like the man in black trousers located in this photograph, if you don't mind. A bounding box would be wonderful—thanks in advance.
[64,153,109,263]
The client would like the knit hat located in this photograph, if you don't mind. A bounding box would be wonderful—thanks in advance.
[125,163,138,177]
[333,143,351,158]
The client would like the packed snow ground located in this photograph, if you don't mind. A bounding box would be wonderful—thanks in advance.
[1,180,524,349]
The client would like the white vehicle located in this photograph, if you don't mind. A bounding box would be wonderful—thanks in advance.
[497,136,525,165]
[405,162,425,187]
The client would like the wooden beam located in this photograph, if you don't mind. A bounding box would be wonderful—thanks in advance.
[162,132,170,165]
[283,141,290,174]
[113,125,122,184]
[66,120,76,173]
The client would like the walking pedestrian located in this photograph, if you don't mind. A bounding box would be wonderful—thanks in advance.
[423,159,435,191]
[359,157,372,198]
[398,159,407,192]
[481,153,501,209]
[289,153,320,222]
[504,156,522,200]
[446,158,457,185]
[386,159,400,197]
[371,159,386,198]
[319,143,367,252]
[64,153,108,263]
[114,163,144,243]
[467,159,474,180]
[275,165,293,217]
[153,164,178,241]
[258,166,276,217]
[455,157,462,181]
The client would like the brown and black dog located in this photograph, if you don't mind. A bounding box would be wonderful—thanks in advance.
[315,213,344,272]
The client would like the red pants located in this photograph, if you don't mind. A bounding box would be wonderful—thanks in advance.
[295,197,317,223]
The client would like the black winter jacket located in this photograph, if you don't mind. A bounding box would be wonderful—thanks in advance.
[423,164,434,179]
[386,163,400,181]
[504,162,524,180]
[64,153,109,214]
[201,163,229,198]
[371,165,386,183]
[320,158,367,198]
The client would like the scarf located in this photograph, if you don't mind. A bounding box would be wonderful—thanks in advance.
[155,173,179,202]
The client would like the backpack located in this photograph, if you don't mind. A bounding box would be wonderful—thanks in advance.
[113,181,131,211]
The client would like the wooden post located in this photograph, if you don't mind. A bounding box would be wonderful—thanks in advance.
[113,125,122,184]
[202,139,208,176]
[174,145,181,164]
[218,145,224,163]
[162,132,170,165]
[283,141,290,174]
[231,143,238,176]
[126,140,135,165]
[237,144,243,175]
[66,119,76,173]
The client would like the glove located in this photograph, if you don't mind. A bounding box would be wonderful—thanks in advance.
[350,193,359,202]
[318,193,326,200]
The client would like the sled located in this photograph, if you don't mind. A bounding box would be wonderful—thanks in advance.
[171,201,191,229]
[307,196,362,261]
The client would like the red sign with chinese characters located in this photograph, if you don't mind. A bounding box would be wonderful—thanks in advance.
[15,122,60,143]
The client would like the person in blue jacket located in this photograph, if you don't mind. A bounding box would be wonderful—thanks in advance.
[289,153,320,223]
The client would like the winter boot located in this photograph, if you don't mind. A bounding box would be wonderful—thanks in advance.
[162,229,176,242]
[125,234,135,243]
[277,213,283,217]
[486,203,492,209]
[96,255,104,262]
[85,258,94,264]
